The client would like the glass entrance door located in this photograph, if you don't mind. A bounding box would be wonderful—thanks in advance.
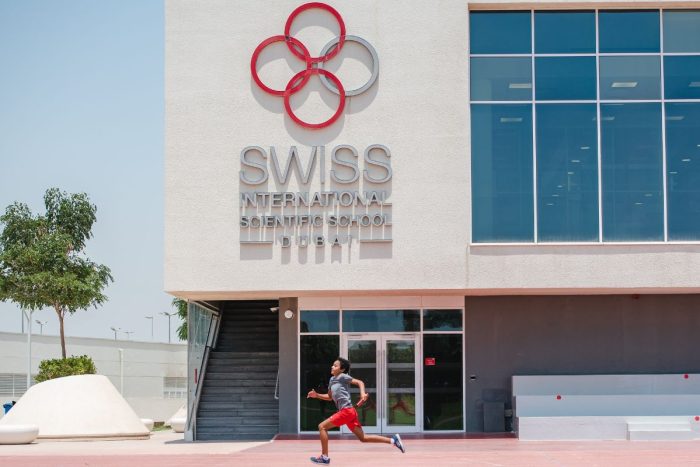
[342,334,420,433]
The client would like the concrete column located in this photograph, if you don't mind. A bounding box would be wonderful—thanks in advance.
[278,297,299,434]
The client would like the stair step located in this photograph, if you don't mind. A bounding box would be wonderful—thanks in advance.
[221,315,279,327]
[196,425,278,434]
[223,315,278,321]
[200,394,276,402]
[207,360,278,368]
[209,351,278,358]
[207,359,279,373]
[206,363,278,371]
[220,326,276,331]
[628,428,694,441]
[202,395,277,403]
[197,402,279,418]
[628,422,690,431]
[217,338,277,344]
[199,394,275,403]
[197,408,277,413]
[200,387,271,395]
[204,371,276,380]
[198,405,278,413]
[216,347,279,352]
[196,432,276,441]
[218,328,277,335]
[202,379,276,388]
[197,416,279,426]
[217,336,277,342]
[208,359,278,366]
[200,386,275,394]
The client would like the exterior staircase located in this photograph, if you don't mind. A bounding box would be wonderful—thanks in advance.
[196,300,279,440]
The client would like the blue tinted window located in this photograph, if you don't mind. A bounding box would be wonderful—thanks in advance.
[470,58,532,101]
[664,11,700,53]
[664,56,700,100]
[599,11,660,53]
[599,56,661,100]
[535,57,597,100]
[601,103,663,241]
[300,310,339,333]
[535,11,595,54]
[471,104,534,242]
[537,104,599,242]
[666,103,700,240]
[470,11,531,54]
[342,310,420,333]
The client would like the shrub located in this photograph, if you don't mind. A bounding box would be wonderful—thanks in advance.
[35,355,97,383]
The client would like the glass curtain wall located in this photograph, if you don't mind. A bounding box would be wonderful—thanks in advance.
[299,308,464,432]
[470,9,700,242]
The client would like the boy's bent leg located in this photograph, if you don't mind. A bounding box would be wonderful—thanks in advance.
[318,418,336,456]
[350,426,392,444]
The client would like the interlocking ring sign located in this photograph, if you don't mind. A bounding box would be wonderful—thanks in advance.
[251,2,379,129]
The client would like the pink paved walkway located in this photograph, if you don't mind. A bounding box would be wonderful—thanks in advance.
[4,437,700,466]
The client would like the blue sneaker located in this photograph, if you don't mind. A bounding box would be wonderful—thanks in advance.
[310,455,331,464]
[392,433,405,453]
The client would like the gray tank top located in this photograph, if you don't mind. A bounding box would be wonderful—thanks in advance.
[328,373,353,410]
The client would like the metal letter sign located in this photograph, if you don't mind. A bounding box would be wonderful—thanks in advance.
[250,2,379,129]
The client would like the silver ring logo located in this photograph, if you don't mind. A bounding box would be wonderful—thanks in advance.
[318,35,380,97]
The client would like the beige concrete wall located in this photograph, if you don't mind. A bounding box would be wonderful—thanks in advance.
[0,332,186,422]
[165,0,470,296]
[165,0,700,296]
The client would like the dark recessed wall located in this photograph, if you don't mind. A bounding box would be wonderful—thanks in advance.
[464,294,700,432]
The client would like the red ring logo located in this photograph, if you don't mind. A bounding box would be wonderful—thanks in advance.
[251,2,363,130]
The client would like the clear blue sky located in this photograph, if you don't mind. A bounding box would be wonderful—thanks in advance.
[0,1,176,345]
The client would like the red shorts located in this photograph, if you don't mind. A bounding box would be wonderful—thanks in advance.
[330,407,362,431]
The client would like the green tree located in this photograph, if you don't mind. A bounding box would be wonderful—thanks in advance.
[173,297,187,340]
[0,188,113,358]
[35,355,97,383]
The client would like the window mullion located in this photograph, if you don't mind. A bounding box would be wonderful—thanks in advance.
[596,9,604,243]
[531,10,538,243]
[660,9,669,242]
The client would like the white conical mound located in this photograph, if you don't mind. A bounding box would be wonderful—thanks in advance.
[167,404,186,433]
[167,404,186,423]
[0,374,149,440]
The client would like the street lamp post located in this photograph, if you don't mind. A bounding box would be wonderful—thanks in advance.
[161,311,177,344]
[144,316,154,340]
[110,326,120,340]
[23,310,33,390]
[124,330,134,340]
[35,320,47,335]
[118,348,124,394]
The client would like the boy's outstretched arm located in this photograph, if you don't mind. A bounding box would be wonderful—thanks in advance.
[351,378,369,406]
[307,389,333,402]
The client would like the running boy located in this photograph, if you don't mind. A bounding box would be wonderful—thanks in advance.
[306,357,405,464]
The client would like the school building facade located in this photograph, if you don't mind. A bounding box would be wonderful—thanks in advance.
[165,0,700,439]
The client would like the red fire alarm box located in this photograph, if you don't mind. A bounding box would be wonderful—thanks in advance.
[425,357,436,366]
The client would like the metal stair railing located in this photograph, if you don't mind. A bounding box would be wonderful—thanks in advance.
[185,301,221,441]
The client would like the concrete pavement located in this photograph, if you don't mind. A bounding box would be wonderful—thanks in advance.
[2,431,700,466]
